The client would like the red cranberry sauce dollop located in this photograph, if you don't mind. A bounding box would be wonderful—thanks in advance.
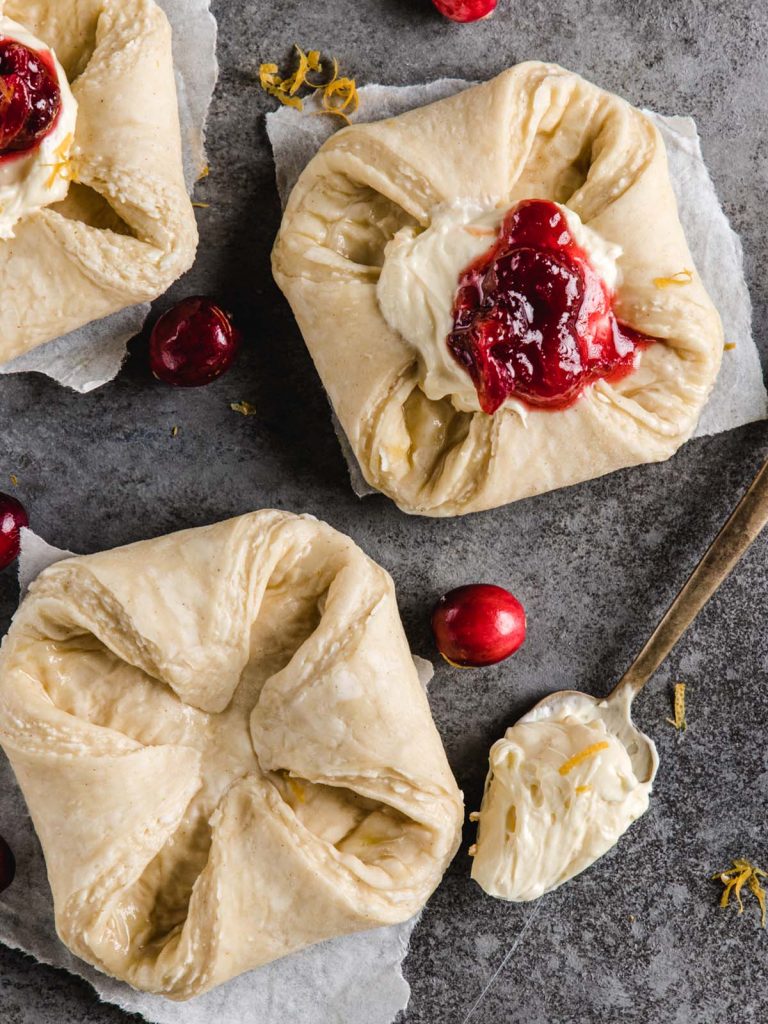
[0,39,61,156]
[447,199,655,414]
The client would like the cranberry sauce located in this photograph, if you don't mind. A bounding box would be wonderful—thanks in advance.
[0,39,61,156]
[447,199,655,414]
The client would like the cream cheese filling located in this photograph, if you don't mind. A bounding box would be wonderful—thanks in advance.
[0,16,78,240]
[376,198,623,416]
[471,706,652,901]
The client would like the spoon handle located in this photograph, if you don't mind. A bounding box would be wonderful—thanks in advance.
[612,454,768,700]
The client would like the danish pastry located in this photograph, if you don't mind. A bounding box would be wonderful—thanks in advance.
[0,0,197,366]
[273,62,723,515]
[0,511,463,998]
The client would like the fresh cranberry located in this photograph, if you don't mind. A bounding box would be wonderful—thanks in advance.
[0,493,28,570]
[431,584,526,668]
[0,40,61,154]
[432,0,497,21]
[149,297,241,387]
[448,199,655,414]
[0,835,15,892]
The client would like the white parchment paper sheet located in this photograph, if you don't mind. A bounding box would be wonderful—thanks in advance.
[0,0,219,393]
[0,528,431,1024]
[267,80,767,494]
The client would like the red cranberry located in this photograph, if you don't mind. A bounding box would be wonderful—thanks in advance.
[149,297,241,387]
[432,0,497,21]
[0,40,61,154]
[0,493,28,570]
[0,835,15,892]
[448,199,654,414]
[431,584,526,668]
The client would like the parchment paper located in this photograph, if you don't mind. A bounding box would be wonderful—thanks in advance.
[267,80,767,495]
[0,0,219,393]
[0,528,433,1024]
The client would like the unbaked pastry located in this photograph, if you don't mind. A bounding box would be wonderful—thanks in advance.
[272,62,723,516]
[0,511,463,999]
[0,0,197,366]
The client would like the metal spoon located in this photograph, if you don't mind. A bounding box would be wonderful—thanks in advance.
[519,454,768,784]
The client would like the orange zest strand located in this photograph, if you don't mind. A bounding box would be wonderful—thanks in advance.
[44,133,77,189]
[713,859,767,928]
[258,46,358,127]
[305,55,338,90]
[666,682,687,731]
[259,61,303,110]
[320,75,359,122]
[285,48,321,96]
[0,77,14,106]
[230,400,258,417]
[558,741,610,776]
[653,268,694,289]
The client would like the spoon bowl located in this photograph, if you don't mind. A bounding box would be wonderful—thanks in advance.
[521,684,659,786]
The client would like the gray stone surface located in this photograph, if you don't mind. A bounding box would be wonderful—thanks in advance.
[1,0,767,1021]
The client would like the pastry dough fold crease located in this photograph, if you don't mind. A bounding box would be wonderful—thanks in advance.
[0,511,463,999]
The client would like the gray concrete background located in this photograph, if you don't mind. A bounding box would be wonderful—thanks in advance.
[1,0,768,1021]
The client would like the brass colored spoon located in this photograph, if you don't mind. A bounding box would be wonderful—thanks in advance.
[521,455,768,783]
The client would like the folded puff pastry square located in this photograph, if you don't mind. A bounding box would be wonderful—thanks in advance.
[0,511,463,999]
[0,0,197,365]
[272,62,724,517]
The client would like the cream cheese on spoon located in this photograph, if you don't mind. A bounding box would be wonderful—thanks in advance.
[471,702,653,901]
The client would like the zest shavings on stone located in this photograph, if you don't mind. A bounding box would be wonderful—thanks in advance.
[666,682,687,731]
[258,46,358,124]
[558,741,610,776]
[653,268,693,289]
[713,859,767,928]
[230,400,258,416]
